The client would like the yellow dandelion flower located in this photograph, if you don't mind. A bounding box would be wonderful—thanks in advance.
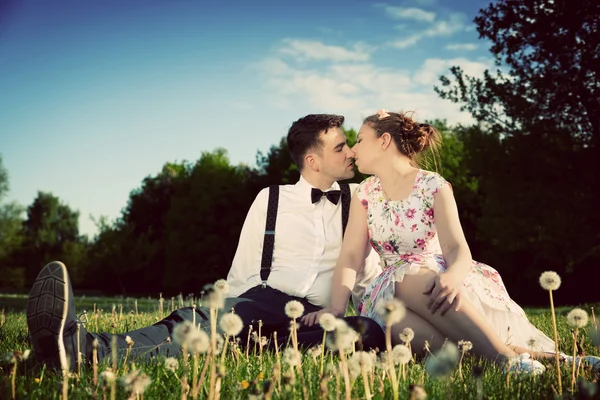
[240,380,250,389]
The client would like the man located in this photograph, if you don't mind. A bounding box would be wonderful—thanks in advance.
[26,114,385,373]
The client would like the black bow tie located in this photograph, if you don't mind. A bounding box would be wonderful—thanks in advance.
[311,188,341,205]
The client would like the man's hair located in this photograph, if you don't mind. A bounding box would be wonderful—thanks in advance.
[287,114,345,170]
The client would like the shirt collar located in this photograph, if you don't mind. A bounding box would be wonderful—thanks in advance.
[296,175,340,203]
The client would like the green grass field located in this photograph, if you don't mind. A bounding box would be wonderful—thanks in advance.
[1,294,599,399]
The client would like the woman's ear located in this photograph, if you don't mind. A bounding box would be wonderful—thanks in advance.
[380,132,392,151]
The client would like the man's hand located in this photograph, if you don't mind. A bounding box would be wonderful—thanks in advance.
[422,272,463,316]
[300,308,343,327]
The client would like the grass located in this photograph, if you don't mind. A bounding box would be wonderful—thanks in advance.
[1,294,599,399]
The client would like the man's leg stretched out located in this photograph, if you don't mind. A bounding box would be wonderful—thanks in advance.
[27,261,385,372]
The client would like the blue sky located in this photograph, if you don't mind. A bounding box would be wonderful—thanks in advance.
[0,0,494,238]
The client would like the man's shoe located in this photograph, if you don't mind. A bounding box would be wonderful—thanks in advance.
[26,261,87,374]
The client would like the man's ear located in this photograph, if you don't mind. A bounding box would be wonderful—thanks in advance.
[305,153,320,172]
[380,132,393,151]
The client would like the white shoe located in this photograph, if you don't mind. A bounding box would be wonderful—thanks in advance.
[562,355,600,372]
[505,353,546,376]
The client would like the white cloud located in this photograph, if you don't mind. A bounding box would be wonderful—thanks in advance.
[445,43,478,51]
[384,6,436,22]
[388,12,467,49]
[279,39,371,63]
[255,40,491,129]
[413,58,491,87]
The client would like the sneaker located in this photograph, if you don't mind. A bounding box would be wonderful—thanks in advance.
[562,355,600,372]
[505,353,546,376]
[26,261,87,374]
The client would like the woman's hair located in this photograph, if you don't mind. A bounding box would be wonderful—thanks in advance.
[364,111,442,169]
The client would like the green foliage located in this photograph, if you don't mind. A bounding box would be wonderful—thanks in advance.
[0,155,8,202]
[19,192,85,285]
[434,0,600,305]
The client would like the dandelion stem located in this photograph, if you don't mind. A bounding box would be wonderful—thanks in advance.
[385,324,399,400]
[571,327,578,393]
[208,307,218,400]
[11,360,16,400]
[319,331,327,377]
[548,290,562,395]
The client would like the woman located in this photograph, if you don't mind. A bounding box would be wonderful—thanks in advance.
[301,109,584,373]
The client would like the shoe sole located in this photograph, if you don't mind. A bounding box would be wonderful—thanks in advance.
[26,261,69,374]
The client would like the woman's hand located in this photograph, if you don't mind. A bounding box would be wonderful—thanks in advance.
[300,308,343,327]
[422,272,463,316]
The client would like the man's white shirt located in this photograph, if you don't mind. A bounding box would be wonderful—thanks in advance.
[226,175,382,308]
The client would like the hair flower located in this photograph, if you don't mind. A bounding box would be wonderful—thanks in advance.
[377,109,390,119]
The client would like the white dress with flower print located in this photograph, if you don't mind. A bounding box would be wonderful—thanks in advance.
[356,170,556,353]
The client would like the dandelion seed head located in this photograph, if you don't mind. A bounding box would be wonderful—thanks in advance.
[325,318,358,352]
[399,327,415,343]
[539,271,561,291]
[376,299,406,325]
[219,313,244,337]
[458,340,473,352]
[189,329,210,354]
[409,384,428,400]
[100,370,116,384]
[319,312,337,331]
[284,300,304,319]
[347,355,364,378]
[527,338,537,348]
[164,357,179,372]
[425,341,459,377]
[214,279,229,294]
[308,345,322,359]
[202,283,225,309]
[214,334,225,354]
[122,370,151,395]
[125,336,134,346]
[567,308,589,328]
[392,344,412,365]
[283,348,301,366]
[173,321,195,345]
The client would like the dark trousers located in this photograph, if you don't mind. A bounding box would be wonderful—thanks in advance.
[90,285,385,363]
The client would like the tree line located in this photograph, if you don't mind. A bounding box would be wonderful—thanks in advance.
[1,0,597,306]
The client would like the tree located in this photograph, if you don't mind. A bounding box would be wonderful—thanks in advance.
[0,154,8,202]
[0,155,26,288]
[435,0,600,304]
[21,192,85,285]
[436,0,599,148]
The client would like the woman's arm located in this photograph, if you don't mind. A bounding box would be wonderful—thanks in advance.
[426,183,473,315]
[328,192,372,315]
[300,192,371,326]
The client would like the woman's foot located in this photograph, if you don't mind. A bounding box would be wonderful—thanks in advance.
[504,353,545,375]
[562,355,600,371]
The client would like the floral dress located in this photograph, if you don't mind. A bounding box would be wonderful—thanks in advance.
[356,170,555,352]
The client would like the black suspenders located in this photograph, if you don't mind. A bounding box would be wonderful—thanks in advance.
[260,185,279,288]
[259,183,350,288]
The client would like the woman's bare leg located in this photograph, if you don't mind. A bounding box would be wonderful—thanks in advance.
[509,346,557,360]
[395,269,517,363]
[390,308,446,358]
